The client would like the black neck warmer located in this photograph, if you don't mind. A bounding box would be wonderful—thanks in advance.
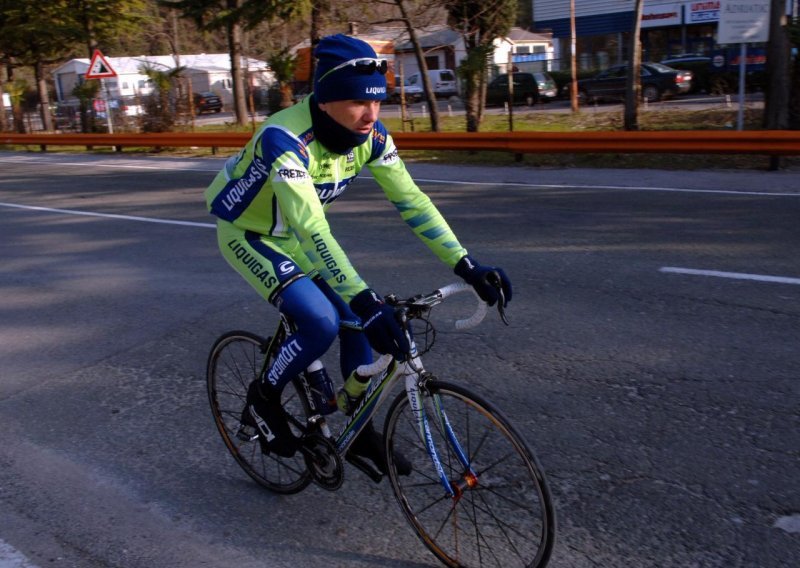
[309,95,370,155]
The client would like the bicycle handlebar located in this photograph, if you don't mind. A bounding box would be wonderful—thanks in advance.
[354,283,489,377]
[436,282,489,330]
[356,353,394,378]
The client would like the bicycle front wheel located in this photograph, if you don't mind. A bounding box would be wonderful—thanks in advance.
[384,381,555,568]
[207,330,312,494]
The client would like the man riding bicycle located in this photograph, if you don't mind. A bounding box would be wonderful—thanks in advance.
[204,34,512,475]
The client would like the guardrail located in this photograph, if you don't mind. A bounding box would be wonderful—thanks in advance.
[2,130,800,156]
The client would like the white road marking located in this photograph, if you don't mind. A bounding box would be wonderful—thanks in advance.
[0,202,215,229]
[660,266,800,285]
[1,154,799,197]
[0,539,40,568]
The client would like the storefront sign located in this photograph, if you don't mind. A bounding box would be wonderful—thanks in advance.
[642,4,683,28]
[717,0,771,43]
[688,1,721,23]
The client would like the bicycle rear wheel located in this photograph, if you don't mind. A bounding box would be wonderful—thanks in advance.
[207,330,312,494]
[384,381,555,568]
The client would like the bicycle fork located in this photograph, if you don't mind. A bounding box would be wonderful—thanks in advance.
[404,372,478,500]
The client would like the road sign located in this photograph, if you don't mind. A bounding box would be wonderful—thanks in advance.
[717,0,771,44]
[85,49,117,79]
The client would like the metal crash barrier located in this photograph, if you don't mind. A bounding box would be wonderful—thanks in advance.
[2,130,800,156]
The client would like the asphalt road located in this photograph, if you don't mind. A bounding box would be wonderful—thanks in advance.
[0,151,798,567]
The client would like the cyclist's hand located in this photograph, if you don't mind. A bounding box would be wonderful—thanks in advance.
[350,289,410,360]
[454,255,513,308]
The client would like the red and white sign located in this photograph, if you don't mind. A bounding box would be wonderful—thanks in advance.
[92,99,107,112]
[642,4,682,28]
[85,49,117,79]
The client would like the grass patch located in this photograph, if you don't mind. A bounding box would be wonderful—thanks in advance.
[383,106,762,133]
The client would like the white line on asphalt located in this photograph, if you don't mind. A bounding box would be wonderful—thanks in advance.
[0,202,215,228]
[1,155,798,197]
[660,266,800,285]
[402,177,800,197]
[0,539,40,568]
[0,155,219,173]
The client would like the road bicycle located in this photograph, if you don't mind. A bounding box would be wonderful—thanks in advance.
[207,282,555,567]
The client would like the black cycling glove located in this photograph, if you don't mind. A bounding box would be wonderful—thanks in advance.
[350,289,410,360]
[454,255,513,307]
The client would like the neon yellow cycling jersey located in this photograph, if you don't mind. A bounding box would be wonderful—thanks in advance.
[204,96,467,301]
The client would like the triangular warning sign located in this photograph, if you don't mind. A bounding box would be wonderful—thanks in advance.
[85,49,117,79]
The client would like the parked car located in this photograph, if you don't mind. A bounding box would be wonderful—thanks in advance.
[388,76,423,104]
[404,69,458,98]
[660,55,713,93]
[193,91,223,114]
[485,73,541,106]
[660,54,712,66]
[575,62,692,103]
[532,72,558,101]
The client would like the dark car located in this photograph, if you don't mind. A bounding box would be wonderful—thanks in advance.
[660,56,713,93]
[660,55,712,66]
[576,62,692,103]
[486,73,541,106]
[193,91,223,114]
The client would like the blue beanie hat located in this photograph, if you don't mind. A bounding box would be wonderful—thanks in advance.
[314,34,387,103]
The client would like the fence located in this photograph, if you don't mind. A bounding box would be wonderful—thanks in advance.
[2,131,800,157]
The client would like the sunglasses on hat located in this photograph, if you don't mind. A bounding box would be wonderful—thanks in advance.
[319,58,388,82]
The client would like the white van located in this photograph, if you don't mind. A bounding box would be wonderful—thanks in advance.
[404,69,458,98]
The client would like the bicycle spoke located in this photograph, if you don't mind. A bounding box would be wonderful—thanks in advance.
[207,332,311,495]
[384,381,554,568]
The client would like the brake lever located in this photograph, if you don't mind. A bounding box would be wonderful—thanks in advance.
[496,288,510,326]
[487,271,510,326]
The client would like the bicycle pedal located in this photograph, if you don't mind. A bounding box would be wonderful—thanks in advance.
[235,424,259,442]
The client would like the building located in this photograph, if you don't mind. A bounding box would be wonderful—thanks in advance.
[52,53,274,108]
[392,26,554,83]
[498,27,555,74]
[532,1,792,71]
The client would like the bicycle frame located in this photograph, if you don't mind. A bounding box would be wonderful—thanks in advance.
[259,283,485,497]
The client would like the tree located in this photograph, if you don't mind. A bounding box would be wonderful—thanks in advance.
[267,48,296,111]
[623,0,644,131]
[166,0,308,126]
[72,78,101,132]
[446,0,516,132]
[71,0,151,59]
[0,63,8,132]
[763,0,791,129]
[139,62,185,130]
[5,77,27,133]
[370,0,446,131]
[789,18,800,129]
[0,0,83,131]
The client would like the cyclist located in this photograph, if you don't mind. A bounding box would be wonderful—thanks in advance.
[204,34,512,475]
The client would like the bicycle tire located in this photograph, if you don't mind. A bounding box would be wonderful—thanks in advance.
[207,330,312,494]
[383,380,555,568]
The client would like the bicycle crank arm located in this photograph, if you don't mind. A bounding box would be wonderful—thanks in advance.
[345,453,383,483]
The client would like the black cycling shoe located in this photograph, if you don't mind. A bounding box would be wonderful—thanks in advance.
[240,381,299,458]
[349,421,413,476]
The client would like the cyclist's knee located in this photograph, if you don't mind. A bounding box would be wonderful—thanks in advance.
[278,276,339,346]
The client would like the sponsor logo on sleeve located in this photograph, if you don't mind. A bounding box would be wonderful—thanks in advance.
[381,147,399,166]
[276,167,310,181]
